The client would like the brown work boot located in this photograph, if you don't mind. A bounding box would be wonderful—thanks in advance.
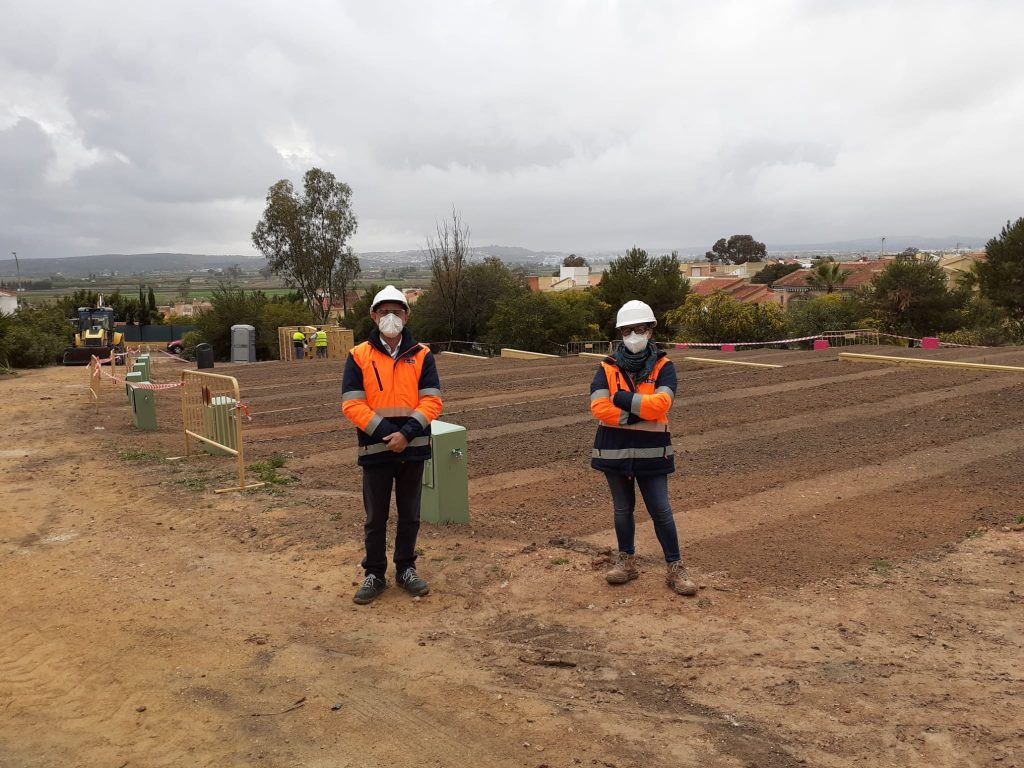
[666,561,698,596]
[605,552,639,584]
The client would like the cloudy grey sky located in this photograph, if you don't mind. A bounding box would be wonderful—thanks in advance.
[2,0,1023,258]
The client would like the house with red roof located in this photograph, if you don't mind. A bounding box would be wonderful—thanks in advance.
[690,277,780,305]
[770,259,893,306]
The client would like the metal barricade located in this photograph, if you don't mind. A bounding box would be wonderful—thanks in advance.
[180,370,264,493]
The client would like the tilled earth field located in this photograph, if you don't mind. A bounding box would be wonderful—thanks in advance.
[2,344,1022,768]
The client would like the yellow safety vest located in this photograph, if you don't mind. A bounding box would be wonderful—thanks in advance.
[292,332,305,344]
[315,330,328,347]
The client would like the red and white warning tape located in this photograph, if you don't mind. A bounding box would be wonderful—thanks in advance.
[235,401,253,421]
[97,367,184,391]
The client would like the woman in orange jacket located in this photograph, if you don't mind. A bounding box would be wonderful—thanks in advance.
[589,300,697,596]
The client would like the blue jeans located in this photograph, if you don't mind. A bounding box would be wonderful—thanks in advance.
[605,472,681,563]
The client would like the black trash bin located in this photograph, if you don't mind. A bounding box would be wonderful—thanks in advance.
[195,343,214,369]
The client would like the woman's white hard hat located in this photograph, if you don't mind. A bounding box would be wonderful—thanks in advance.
[615,300,657,328]
[371,285,409,311]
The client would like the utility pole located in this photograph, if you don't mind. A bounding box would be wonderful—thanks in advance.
[11,251,22,300]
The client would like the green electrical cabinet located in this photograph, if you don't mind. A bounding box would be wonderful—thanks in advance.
[421,419,469,525]
[130,385,157,431]
[134,355,151,381]
[202,395,238,456]
[125,370,144,399]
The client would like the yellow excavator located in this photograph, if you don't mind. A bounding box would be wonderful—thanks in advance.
[63,306,125,365]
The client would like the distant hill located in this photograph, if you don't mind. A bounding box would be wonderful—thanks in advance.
[0,252,262,278]
[0,236,985,278]
[358,244,566,268]
[766,235,985,256]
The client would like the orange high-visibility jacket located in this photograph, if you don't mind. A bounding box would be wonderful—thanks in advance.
[589,351,676,476]
[341,329,442,466]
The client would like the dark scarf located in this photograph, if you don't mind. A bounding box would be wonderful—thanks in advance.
[614,341,658,384]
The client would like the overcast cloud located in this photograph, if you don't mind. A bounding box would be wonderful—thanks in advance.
[2,0,1023,258]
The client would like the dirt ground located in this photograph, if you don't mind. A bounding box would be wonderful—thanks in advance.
[2,345,1022,768]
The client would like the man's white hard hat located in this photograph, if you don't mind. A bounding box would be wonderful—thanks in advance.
[371,285,409,311]
[615,300,657,328]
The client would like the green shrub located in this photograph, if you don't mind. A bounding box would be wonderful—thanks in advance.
[0,305,71,368]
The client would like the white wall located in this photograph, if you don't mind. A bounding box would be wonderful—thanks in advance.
[0,295,17,314]
[559,266,590,285]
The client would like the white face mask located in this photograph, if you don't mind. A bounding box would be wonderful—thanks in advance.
[377,313,405,337]
[622,332,648,353]
[378,313,405,335]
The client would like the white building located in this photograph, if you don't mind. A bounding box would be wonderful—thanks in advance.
[0,289,18,314]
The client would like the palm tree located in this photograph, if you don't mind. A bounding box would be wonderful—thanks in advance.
[805,261,854,294]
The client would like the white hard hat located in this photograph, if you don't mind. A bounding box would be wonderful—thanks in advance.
[615,300,656,328]
[371,285,409,311]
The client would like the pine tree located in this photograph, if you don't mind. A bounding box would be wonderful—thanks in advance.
[976,217,1024,319]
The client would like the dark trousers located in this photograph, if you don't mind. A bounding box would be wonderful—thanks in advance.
[605,472,681,563]
[361,461,424,579]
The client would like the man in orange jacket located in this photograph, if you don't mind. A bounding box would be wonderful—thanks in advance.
[341,285,443,604]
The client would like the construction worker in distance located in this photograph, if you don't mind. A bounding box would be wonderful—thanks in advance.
[589,300,698,597]
[341,285,443,604]
[314,326,328,359]
[292,328,306,360]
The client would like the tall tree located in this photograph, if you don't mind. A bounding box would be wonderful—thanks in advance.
[751,262,801,285]
[594,247,689,337]
[705,234,767,264]
[251,167,358,324]
[805,261,853,293]
[330,246,362,318]
[453,256,526,340]
[975,217,1024,319]
[426,208,471,339]
[562,253,589,267]
[866,254,965,335]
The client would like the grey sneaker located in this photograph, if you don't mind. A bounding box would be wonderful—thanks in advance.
[353,574,388,604]
[397,568,429,596]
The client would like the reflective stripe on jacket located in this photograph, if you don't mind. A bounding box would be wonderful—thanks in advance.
[341,329,443,466]
[589,351,676,476]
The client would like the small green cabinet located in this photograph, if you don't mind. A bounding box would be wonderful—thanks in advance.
[421,420,469,525]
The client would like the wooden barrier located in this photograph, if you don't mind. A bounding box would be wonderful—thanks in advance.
[87,356,102,412]
[682,356,783,369]
[500,348,559,360]
[277,325,354,362]
[839,352,1024,373]
[578,352,607,359]
[180,370,264,493]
